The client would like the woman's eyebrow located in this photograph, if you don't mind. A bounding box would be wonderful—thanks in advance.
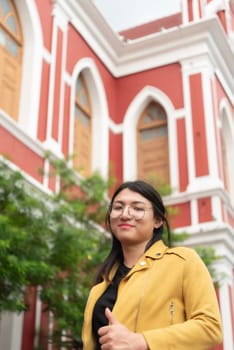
[113,200,147,205]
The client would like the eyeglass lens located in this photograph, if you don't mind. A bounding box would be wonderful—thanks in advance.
[110,205,150,220]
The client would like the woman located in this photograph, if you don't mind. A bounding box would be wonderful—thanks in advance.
[82,180,223,350]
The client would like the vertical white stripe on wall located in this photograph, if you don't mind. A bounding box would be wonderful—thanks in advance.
[181,0,189,23]
[211,195,223,222]
[34,288,42,349]
[53,4,69,150]
[0,313,23,350]
[219,282,234,349]
[123,90,141,181]
[46,8,58,143]
[201,67,219,179]
[181,60,196,188]
[191,198,199,226]
[167,106,179,194]
[48,311,54,350]
[193,0,201,20]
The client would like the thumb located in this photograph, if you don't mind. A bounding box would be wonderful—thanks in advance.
[105,307,119,325]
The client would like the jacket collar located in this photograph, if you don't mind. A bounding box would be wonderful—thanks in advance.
[122,240,169,277]
[107,240,169,281]
[145,239,169,260]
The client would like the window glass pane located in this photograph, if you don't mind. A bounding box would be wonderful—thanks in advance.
[76,78,82,94]
[143,103,166,125]
[75,106,90,127]
[151,104,166,120]
[0,28,19,57]
[144,113,156,124]
[6,14,17,33]
[140,126,167,141]
[0,0,11,16]
[156,125,167,137]
[76,76,89,109]
[80,93,88,107]
[6,37,18,57]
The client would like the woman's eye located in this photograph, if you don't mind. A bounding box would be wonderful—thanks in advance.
[134,207,144,212]
[113,206,123,211]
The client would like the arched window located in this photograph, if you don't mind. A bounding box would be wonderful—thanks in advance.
[0,0,23,120]
[137,101,169,184]
[73,73,92,176]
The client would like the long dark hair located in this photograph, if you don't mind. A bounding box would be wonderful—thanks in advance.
[93,180,171,284]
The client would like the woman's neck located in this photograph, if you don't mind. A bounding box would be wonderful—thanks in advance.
[122,243,146,268]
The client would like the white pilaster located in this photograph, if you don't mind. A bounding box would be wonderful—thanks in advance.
[0,313,23,350]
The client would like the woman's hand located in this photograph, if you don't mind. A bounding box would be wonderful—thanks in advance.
[98,308,148,350]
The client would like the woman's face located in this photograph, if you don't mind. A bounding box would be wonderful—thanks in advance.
[110,188,161,247]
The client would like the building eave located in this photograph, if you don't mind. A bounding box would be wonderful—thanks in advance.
[56,0,234,97]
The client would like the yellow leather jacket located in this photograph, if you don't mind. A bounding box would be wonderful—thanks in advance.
[82,240,222,349]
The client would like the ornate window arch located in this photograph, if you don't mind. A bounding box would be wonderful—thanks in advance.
[137,101,169,185]
[123,86,177,190]
[70,58,109,179]
[0,0,23,120]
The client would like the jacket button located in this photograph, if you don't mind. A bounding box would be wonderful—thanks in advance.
[156,253,161,256]
[140,261,146,266]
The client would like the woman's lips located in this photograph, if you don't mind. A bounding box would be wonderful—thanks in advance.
[118,223,134,228]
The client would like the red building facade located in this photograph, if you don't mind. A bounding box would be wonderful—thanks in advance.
[0,0,234,349]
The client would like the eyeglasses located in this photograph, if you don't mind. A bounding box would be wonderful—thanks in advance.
[109,204,153,221]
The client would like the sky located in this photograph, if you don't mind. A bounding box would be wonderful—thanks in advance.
[92,0,182,31]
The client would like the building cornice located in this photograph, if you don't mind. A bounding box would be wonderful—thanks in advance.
[55,0,234,101]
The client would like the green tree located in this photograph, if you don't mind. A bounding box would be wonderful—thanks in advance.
[0,157,111,349]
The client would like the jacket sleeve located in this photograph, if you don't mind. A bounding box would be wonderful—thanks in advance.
[142,249,223,350]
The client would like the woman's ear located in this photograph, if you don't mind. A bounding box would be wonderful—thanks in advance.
[154,219,163,228]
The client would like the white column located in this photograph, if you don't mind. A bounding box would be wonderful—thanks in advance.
[215,257,234,350]
[0,312,23,350]
[219,283,234,349]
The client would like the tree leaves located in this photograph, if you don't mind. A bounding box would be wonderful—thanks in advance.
[0,159,110,347]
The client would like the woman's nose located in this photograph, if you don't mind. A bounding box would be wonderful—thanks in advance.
[121,206,131,218]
